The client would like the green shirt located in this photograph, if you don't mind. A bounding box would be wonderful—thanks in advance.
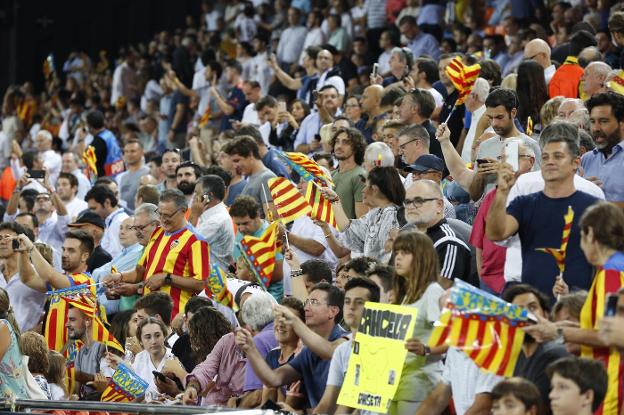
[332,165,366,219]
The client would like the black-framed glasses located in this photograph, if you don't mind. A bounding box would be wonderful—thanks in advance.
[155,209,183,220]
[399,138,419,151]
[403,197,440,208]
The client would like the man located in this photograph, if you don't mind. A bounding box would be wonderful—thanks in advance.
[502,284,570,410]
[133,292,174,328]
[225,136,276,209]
[248,32,274,95]
[26,172,71,249]
[471,88,541,201]
[33,130,62,185]
[381,120,407,162]
[316,49,345,97]
[401,180,475,289]
[56,172,88,220]
[460,77,489,162]
[229,196,284,300]
[405,155,455,218]
[581,62,610,98]
[92,216,143,315]
[314,277,380,414]
[241,81,262,126]
[355,84,385,143]
[0,222,46,332]
[157,148,182,192]
[68,210,112,273]
[135,184,160,208]
[331,127,368,219]
[62,152,91,199]
[557,98,586,120]
[398,15,440,60]
[277,7,308,69]
[116,139,150,212]
[111,51,138,105]
[235,283,346,409]
[549,30,596,98]
[295,85,342,154]
[138,115,160,153]
[212,60,248,131]
[397,124,432,189]
[104,189,209,319]
[486,122,599,297]
[85,185,129,258]
[367,264,395,304]
[237,124,290,179]
[252,97,281,147]
[413,58,445,111]
[583,92,624,204]
[523,38,556,85]
[176,161,202,206]
[191,175,234,269]
[84,110,124,178]
[398,88,444,161]
[167,82,190,149]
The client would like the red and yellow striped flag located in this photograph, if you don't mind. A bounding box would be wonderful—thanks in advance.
[428,280,530,377]
[580,268,624,415]
[206,263,237,310]
[305,182,337,229]
[268,177,311,224]
[64,339,82,395]
[83,145,98,184]
[536,206,574,275]
[445,56,481,106]
[240,222,283,289]
[607,70,624,96]
[100,363,149,402]
[278,151,334,187]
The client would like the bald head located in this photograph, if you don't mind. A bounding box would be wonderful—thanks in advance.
[524,39,551,70]
[361,84,384,115]
[578,46,603,66]
[404,180,444,228]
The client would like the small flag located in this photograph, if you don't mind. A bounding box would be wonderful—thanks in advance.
[206,264,237,310]
[278,151,334,187]
[305,182,337,229]
[240,222,282,289]
[580,269,624,415]
[535,206,574,275]
[100,363,149,402]
[445,56,481,106]
[607,70,624,96]
[268,177,311,224]
[83,145,98,184]
[526,116,533,136]
[428,280,530,377]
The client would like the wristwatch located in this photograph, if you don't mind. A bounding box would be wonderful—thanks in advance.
[554,327,565,344]
[423,346,432,356]
[291,269,303,277]
[164,273,173,285]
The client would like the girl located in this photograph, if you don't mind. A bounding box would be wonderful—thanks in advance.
[46,351,68,400]
[0,287,29,399]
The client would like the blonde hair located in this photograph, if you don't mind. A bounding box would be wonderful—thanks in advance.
[540,96,565,128]
[20,331,49,374]
[501,73,517,90]
[392,232,440,304]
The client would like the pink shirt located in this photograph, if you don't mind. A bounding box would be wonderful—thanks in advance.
[186,332,246,406]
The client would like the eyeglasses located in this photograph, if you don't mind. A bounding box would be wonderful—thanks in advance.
[304,298,328,307]
[155,209,183,220]
[403,197,440,208]
[399,139,419,151]
[130,220,158,231]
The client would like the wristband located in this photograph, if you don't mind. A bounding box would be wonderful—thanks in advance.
[291,269,303,277]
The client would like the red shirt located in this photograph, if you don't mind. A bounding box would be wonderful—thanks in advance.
[548,56,583,98]
[469,188,506,293]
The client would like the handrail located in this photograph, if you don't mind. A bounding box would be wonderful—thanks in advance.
[0,399,272,415]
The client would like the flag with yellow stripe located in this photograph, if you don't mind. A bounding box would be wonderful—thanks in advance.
[428,280,529,377]
[445,56,481,106]
[305,181,337,229]
[268,177,311,224]
[83,145,98,184]
[278,151,334,187]
[240,222,282,289]
[100,363,149,402]
[580,268,624,415]
[206,264,237,310]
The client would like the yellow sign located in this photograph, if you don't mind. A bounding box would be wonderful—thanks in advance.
[337,302,418,413]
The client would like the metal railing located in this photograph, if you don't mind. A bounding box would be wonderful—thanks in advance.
[0,399,274,415]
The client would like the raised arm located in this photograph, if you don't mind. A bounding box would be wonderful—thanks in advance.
[485,165,519,241]
[436,123,476,191]
[14,234,70,291]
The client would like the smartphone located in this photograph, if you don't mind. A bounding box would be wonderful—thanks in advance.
[277,101,287,113]
[312,90,319,102]
[504,141,519,172]
[372,63,379,78]
[12,239,19,250]
[475,159,488,166]
[28,170,45,179]
[152,371,168,383]
[605,294,619,317]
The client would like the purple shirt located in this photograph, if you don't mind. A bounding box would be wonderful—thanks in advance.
[244,322,278,391]
[186,332,246,406]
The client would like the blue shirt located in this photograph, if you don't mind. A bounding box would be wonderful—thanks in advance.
[288,324,349,408]
[604,251,624,272]
[262,149,291,179]
[580,142,624,202]
[226,180,247,207]
[507,191,599,297]
[407,32,440,60]
[220,85,248,131]
[92,243,144,315]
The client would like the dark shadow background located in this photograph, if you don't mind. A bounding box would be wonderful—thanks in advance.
[0,0,199,94]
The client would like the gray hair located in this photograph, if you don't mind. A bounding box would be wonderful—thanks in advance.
[159,189,188,210]
[587,61,612,79]
[539,121,580,157]
[364,142,395,168]
[397,124,430,149]
[471,77,490,102]
[241,291,275,331]
[134,203,159,222]
[37,130,53,142]
[410,179,443,198]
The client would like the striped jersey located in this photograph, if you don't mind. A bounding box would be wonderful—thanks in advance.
[138,225,210,318]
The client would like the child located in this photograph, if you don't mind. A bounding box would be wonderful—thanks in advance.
[491,377,542,415]
[46,351,68,400]
[546,357,608,415]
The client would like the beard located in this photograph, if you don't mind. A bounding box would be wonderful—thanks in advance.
[594,129,621,152]
[177,181,195,195]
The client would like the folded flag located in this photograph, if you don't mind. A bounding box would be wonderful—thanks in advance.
[278,151,334,187]
[305,181,337,229]
[428,280,530,377]
[240,222,283,289]
[268,177,311,224]
[100,363,149,402]
[536,206,574,276]
[445,56,481,106]
[206,263,237,310]
[580,268,624,415]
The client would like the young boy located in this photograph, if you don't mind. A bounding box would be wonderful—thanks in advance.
[491,377,541,415]
[546,357,608,415]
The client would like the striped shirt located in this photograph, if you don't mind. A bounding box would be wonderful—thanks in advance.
[138,225,210,318]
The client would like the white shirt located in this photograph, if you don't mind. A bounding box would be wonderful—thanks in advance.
[317,70,346,96]
[65,197,89,221]
[204,10,222,31]
[427,87,444,109]
[196,202,235,268]
[377,50,392,76]
[500,171,606,282]
[259,122,271,147]
[71,168,92,200]
[299,28,327,65]
[277,26,308,65]
[111,62,126,105]
[249,52,274,95]
[192,69,211,118]
[132,349,175,396]
[0,271,46,332]
[101,208,129,258]
[41,150,62,185]
[290,215,337,270]
[461,105,486,162]
[242,103,260,126]
[544,64,556,85]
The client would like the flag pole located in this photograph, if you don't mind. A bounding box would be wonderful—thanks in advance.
[261,183,274,222]
[236,241,269,291]
[444,106,456,124]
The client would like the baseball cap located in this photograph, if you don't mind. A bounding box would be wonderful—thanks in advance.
[404,154,444,173]
[68,210,105,229]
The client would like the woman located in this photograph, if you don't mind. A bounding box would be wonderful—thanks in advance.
[274,99,310,151]
[516,60,548,133]
[188,306,232,364]
[391,232,446,414]
[20,331,51,399]
[322,166,405,262]
[0,287,29,400]
[344,96,362,125]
